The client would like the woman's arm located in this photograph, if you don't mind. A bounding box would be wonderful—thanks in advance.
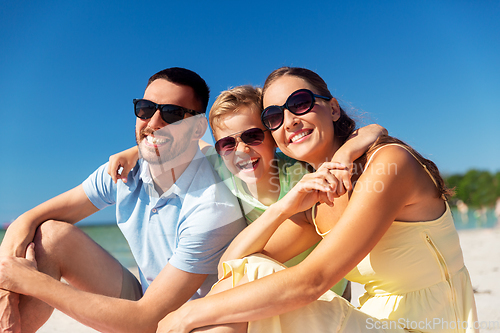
[219,208,320,268]
[219,162,344,265]
[158,146,422,333]
[259,211,321,264]
[222,126,388,264]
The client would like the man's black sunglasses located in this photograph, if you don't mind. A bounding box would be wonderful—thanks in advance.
[133,99,203,125]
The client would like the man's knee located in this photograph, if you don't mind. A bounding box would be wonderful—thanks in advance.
[33,220,80,257]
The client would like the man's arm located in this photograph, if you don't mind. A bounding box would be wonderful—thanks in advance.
[0,185,98,258]
[0,185,99,333]
[0,247,207,333]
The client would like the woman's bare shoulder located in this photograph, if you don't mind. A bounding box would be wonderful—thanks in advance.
[363,144,423,179]
[362,144,445,219]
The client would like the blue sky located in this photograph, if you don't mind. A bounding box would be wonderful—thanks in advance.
[1,0,499,224]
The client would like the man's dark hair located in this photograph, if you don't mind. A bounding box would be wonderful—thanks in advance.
[147,67,210,113]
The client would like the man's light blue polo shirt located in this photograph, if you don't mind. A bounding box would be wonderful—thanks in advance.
[82,148,246,300]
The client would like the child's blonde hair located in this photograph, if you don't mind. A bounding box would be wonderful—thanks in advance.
[209,85,262,138]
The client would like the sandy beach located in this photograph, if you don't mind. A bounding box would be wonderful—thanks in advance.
[38,227,500,332]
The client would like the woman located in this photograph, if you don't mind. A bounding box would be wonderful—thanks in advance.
[158,67,478,333]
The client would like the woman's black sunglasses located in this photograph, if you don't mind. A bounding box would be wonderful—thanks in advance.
[133,99,203,125]
[261,89,331,131]
[215,128,267,156]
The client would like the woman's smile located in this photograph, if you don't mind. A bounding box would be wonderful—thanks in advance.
[288,129,313,144]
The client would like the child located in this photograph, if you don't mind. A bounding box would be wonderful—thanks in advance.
[108,85,387,298]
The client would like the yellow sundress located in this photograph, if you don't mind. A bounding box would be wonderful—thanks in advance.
[220,144,478,333]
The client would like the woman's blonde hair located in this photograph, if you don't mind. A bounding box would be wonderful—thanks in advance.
[209,85,262,137]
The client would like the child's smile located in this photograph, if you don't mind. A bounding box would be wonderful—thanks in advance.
[235,157,260,172]
[213,106,277,187]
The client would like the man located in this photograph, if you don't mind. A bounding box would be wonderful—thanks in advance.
[0,67,246,332]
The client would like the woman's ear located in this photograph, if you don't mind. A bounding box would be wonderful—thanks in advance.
[330,98,341,122]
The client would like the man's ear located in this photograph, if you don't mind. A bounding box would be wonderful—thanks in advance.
[192,116,208,140]
[330,98,341,122]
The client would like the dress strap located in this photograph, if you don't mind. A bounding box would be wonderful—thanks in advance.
[364,143,440,189]
[311,203,330,238]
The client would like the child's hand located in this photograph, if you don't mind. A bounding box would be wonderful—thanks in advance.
[108,147,139,184]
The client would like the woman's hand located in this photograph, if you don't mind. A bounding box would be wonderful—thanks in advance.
[327,163,352,196]
[107,146,139,184]
[0,243,38,295]
[279,162,348,216]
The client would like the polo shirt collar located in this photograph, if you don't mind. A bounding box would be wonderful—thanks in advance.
[138,148,205,200]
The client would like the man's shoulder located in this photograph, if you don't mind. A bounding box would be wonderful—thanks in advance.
[84,160,145,203]
[85,160,142,184]
[183,156,243,217]
[187,154,232,195]
[122,160,143,184]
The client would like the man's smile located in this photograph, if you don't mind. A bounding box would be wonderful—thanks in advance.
[145,135,169,146]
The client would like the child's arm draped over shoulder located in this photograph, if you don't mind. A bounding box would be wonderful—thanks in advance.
[107,140,212,183]
[108,146,139,183]
[328,124,387,195]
